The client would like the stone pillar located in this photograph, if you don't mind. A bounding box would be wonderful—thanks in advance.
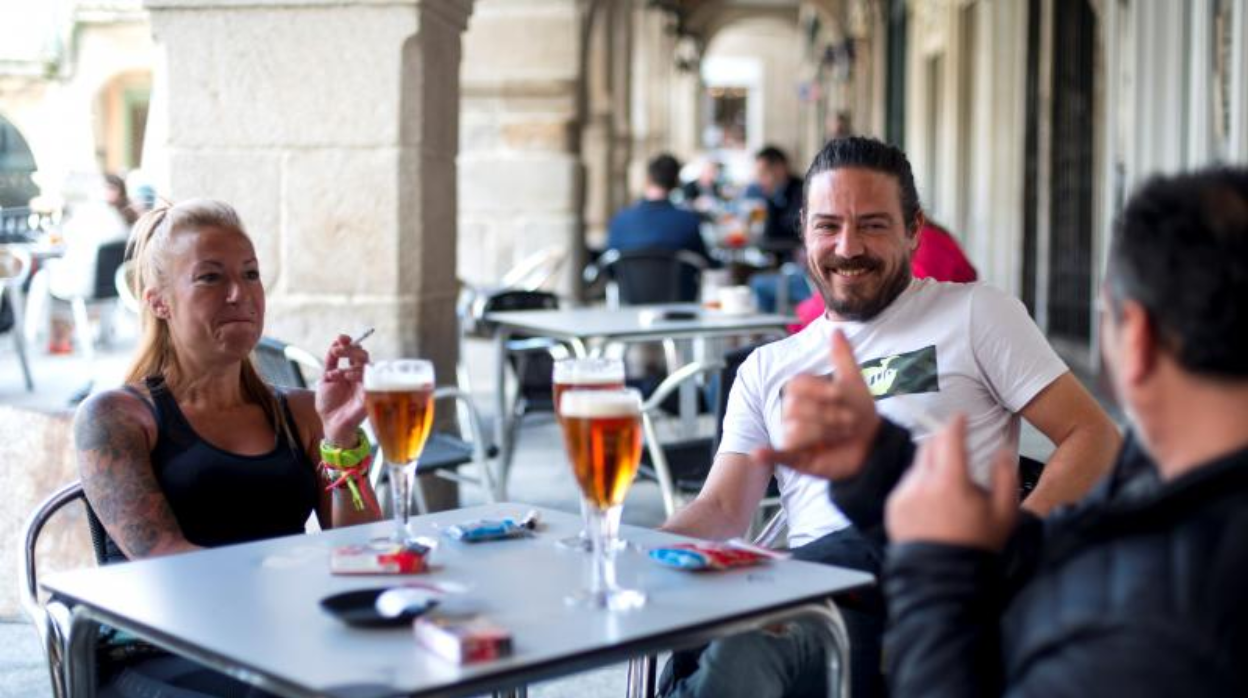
[144,0,472,378]
[145,0,471,509]
[458,0,584,294]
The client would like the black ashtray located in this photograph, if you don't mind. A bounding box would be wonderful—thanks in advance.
[320,588,434,628]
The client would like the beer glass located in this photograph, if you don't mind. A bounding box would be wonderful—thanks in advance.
[558,387,646,610]
[364,359,436,544]
[553,357,626,551]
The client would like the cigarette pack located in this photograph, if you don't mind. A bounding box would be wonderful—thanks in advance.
[330,542,430,575]
[414,613,513,664]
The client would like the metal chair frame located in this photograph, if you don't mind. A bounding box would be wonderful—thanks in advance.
[1,244,35,390]
[20,481,90,698]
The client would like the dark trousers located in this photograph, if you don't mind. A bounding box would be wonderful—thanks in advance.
[660,526,887,698]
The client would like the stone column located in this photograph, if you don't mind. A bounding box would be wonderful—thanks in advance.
[144,0,472,377]
[458,0,584,294]
[145,0,472,509]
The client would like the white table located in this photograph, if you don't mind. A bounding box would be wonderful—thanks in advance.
[45,504,871,698]
[485,304,792,499]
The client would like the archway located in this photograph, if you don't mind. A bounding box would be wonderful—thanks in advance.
[0,114,38,208]
[93,70,152,174]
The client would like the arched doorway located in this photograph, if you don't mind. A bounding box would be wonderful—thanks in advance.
[700,16,803,183]
[94,70,152,173]
[0,115,38,208]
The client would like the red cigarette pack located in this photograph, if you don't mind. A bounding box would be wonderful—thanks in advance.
[414,613,513,664]
[330,542,429,575]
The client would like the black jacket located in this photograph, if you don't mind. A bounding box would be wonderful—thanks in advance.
[831,421,1248,697]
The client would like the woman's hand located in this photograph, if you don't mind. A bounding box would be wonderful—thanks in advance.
[316,334,370,446]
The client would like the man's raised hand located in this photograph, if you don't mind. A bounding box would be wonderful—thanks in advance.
[752,329,881,481]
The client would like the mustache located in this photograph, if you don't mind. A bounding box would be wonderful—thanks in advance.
[822,255,883,273]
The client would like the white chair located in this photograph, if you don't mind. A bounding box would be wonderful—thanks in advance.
[0,245,35,390]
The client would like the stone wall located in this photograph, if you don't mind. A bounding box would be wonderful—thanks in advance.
[0,406,93,621]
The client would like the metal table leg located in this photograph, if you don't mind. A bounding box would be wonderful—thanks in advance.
[625,654,658,698]
[493,329,511,501]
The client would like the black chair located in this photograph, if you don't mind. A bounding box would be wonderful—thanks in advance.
[591,248,708,307]
[474,289,563,418]
[468,289,574,496]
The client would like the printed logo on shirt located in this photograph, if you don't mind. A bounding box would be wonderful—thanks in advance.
[857,345,939,399]
[777,345,940,403]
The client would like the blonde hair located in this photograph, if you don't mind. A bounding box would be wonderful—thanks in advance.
[124,199,293,446]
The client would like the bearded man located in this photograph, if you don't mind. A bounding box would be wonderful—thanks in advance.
[658,136,1120,698]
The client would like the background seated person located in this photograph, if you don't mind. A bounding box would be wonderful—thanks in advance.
[745,145,811,312]
[793,219,977,330]
[680,157,728,216]
[607,152,713,267]
[774,166,1248,697]
[74,199,382,697]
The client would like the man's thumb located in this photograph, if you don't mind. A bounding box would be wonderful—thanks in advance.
[830,330,864,387]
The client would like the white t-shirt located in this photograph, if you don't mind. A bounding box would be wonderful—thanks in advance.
[718,278,1068,547]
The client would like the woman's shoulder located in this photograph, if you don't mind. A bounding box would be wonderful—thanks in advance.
[73,386,158,452]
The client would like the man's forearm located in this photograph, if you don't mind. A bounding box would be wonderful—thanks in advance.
[661,495,752,540]
[1023,418,1121,515]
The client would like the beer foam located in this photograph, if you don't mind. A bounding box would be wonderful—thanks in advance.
[559,389,640,418]
[553,359,624,384]
[363,372,433,392]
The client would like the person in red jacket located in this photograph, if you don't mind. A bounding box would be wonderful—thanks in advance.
[792,221,976,330]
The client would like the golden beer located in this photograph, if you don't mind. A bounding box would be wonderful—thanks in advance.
[559,389,643,509]
[365,385,435,465]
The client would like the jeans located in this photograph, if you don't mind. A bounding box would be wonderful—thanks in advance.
[659,526,887,698]
[750,271,812,314]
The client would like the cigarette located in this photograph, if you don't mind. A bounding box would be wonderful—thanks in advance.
[351,327,375,346]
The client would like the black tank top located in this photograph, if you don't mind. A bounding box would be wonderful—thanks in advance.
[105,376,319,562]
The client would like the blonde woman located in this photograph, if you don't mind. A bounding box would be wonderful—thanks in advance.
[73,199,382,696]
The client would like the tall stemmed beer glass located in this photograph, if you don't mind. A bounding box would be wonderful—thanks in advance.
[364,360,435,544]
[559,388,646,610]
[553,357,626,551]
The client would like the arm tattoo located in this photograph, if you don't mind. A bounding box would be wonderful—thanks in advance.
[74,394,190,558]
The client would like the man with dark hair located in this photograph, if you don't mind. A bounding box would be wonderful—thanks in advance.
[607,153,712,265]
[659,137,1120,697]
[746,145,810,312]
[776,167,1248,695]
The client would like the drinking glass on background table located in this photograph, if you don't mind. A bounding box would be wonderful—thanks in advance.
[553,357,626,551]
[558,387,647,610]
[364,359,435,544]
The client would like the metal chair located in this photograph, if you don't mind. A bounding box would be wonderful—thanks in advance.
[19,480,114,698]
[468,290,572,499]
[50,239,128,363]
[588,248,708,308]
[637,344,763,518]
[0,245,34,390]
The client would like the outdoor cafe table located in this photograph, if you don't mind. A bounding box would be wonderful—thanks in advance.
[44,504,872,698]
[484,304,793,499]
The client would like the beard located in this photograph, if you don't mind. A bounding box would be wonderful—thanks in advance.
[809,252,912,322]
